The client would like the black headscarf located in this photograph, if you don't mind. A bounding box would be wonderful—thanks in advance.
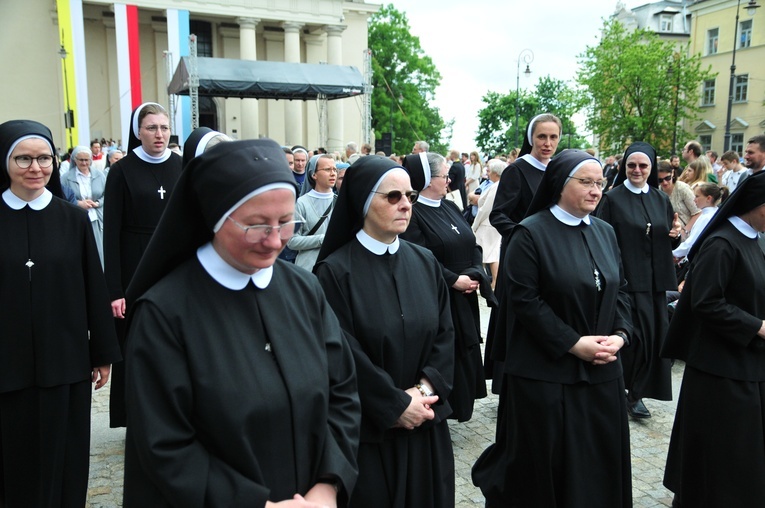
[316,155,407,263]
[401,153,431,192]
[525,149,601,219]
[685,170,765,261]
[182,127,214,168]
[126,138,298,303]
[612,141,658,189]
[0,119,65,199]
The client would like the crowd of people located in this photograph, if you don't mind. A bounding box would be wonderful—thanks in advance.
[3,101,765,508]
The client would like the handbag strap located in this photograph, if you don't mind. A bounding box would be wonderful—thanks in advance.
[306,197,336,236]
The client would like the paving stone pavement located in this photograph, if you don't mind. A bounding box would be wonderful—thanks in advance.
[86,299,684,507]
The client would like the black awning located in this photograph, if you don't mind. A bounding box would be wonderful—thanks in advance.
[168,56,365,101]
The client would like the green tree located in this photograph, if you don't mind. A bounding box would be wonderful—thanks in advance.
[578,19,714,156]
[475,76,587,156]
[368,5,449,155]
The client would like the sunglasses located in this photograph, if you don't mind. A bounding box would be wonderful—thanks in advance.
[658,175,673,183]
[371,189,419,204]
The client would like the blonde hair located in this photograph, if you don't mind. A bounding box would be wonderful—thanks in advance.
[680,157,712,187]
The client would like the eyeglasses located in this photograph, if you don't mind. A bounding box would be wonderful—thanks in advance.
[433,174,450,181]
[371,189,419,204]
[626,162,650,170]
[316,167,338,174]
[567,176,607,190]
[13,155,54,169]
[142,125,171,133]
[75,158,92,163]
[658,175,673,183]
[226,215,305,243]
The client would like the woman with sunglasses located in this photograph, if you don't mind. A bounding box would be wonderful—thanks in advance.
[473,149,632,507]
[400,152,493,422]
[314,155,456,508]
[596,142,682,419]
[0,120,120,506]
[657,161,700,240]
[122,139,360,507]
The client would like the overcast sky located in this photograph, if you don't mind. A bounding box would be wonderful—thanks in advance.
[387,0,649,152]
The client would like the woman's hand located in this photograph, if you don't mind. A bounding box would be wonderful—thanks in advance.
[394,387,438,430]
[92,365,111,390]
[668,212,682,239]
[111,298,126,318]
[758,321,765,339]
[452,275,479,294]
[569,335,621,365]
[303,483,338,508]
[265,494,332,508]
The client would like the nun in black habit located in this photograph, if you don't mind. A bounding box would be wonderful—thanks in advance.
[104,101,183,427]
[400,152,493,422]
[595,141,682,418]
[0,120,121,507]
[313,155,456,508]
[662,171,765,508]
[472,149,633,508]
[122,139,360,507]
[484,113,562,393]
[181,126,231,169]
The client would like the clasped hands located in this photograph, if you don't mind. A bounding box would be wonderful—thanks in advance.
[569,335,626,365]
[394,386,438,430]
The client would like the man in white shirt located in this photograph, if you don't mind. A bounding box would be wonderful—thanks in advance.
[720,150,745,193]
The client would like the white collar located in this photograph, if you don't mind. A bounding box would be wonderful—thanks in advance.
[356,229,400,255]
[550,204,591,225]
[133,146,172,164]
[2,188,53,210]
[728,216,758,239]
[417,195,442,207]
[624,180,649,194]
[75,168,91,178]
[196,242,273,290]
[306,189,334,199]
[520,153,547,171]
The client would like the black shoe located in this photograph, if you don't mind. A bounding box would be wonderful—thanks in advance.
[627,398,651,419]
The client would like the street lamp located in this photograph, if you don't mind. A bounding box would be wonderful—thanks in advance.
[723,0,760,152]
[58,39,74,149]
[515,49,533,149]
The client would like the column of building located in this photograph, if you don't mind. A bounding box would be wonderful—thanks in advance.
[325,25,346,153]
[282,22,304,147]
[237,17,259,140]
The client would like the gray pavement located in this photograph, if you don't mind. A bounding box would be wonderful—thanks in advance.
[86,299,683,507]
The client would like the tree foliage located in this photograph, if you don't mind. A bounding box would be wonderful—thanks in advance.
[475,76,587,156]
[577,19,715,156]
[368,5,449,155]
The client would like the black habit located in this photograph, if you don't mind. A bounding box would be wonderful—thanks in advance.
[103,149,182,427]
[662,218,765,507]
[123,258,359,507]
[0,194,120,507]
[314,239,456,508]
[473,209,633,507]
[400,199,488,421]
[595,184,676,400]
[448,160,468,209]
[484,156,545,392]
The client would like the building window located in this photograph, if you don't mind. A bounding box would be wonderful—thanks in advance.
[731,133,744,154]
[699,135,712,152]
[734,74,749,102]
[660,14,673,32]
[190,20,213,57]
[702,79,716,106]
[707,28,719,55]
[740,19,753,48]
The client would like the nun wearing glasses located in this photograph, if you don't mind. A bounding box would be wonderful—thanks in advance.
[473,149,633,507]
[122,139,360,507]
[314,155,456,508]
